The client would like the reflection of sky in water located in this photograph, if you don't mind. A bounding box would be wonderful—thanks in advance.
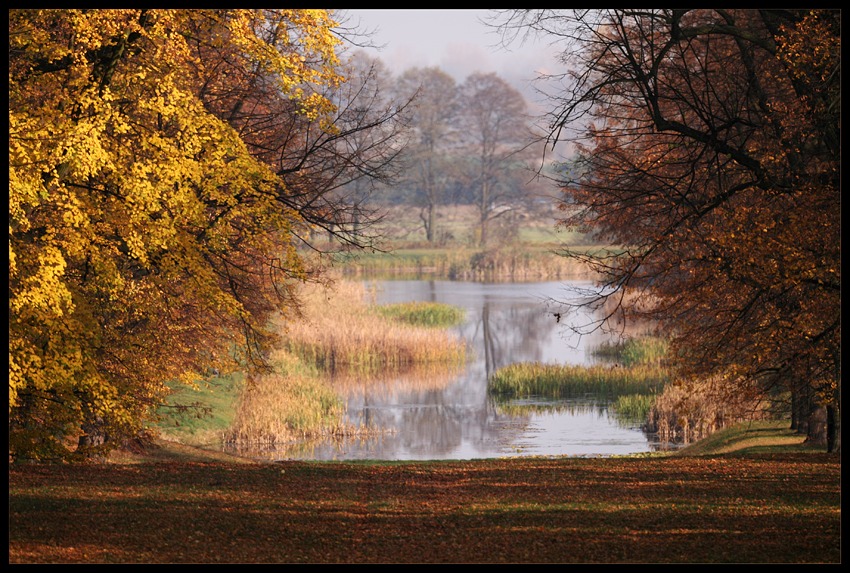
[237,280,673,462]
[366,280,621,368]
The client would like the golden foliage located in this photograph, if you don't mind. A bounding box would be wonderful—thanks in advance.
[8,9,347,460]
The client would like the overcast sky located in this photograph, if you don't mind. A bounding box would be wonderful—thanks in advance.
[337,9,566,111]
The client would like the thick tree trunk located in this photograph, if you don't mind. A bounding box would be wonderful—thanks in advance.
[826,404,839,453]
[790,386,800,431]
[805,405,828,447]
[792,384,813,435]
[77,417,108,459]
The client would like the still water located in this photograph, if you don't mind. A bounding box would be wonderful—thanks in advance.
[256,280,672,461]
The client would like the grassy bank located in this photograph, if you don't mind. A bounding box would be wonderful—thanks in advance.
[110,417,824,464]
[156,280,468,452]
[668,419,812,457]
[156,373,245,447]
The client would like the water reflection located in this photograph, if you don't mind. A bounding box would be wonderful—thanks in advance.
[241,280,674,461]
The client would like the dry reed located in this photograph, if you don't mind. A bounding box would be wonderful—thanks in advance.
[222,352,353,446]
[280,280,467,374]
[646,376,773,444]
[223,280,468,447]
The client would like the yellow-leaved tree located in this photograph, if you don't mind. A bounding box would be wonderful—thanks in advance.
[9,9,408,460]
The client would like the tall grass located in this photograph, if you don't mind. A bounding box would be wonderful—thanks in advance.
[591,336,669,367]
[610,394,656,426]
[221,279,468,449]
[374,301,465,328]
[222,351,352,447]
[646,376,775,444]
[588,336,783,445]
[281,280,467,375]
[488,362,668,400]
[495,398,608,417]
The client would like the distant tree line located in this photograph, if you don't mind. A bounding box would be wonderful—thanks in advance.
[339,51,551,247]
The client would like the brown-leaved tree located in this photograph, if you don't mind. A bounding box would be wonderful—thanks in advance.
[493,9,840,450]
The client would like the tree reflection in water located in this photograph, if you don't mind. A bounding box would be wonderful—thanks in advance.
[260,280,675,461]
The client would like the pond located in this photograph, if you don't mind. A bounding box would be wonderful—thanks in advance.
[238,280,679,461]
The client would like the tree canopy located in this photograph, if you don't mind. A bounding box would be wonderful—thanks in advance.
[8,9,407,460]
[494,9,840,449]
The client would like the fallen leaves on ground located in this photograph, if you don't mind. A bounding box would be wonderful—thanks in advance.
[9,453,840,563]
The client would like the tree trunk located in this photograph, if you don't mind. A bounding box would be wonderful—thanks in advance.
[793,386,811,435]
[805,405,828,447]
[790,386,799,430]
[826,404,839,453]
[77,417,108,459]
[479,180,489,247]
[420,208,432,243]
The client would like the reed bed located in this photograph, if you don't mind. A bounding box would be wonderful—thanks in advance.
[488,362,669,400]
[591,336,670,367]
[223,280,469,447]
[494,398,608,417]
[222,352,354,446]
[646,376,774,444]
[281,280,467,375]
[610,393,656,425]
[374,301,466,328]
[338,247,596,281]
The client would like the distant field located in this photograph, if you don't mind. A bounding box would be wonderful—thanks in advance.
[325,204,602,280]
[364,203,589,249]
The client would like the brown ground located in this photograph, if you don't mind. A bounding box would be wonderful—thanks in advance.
[9,441,840,564]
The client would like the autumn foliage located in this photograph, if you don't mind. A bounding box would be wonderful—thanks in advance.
[8,9,402,460]
[498,9,840,450]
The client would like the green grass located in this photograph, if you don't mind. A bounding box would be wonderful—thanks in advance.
[591,336,669,367]
[672,419,813,457]
[610,393,656,425]
[156,373,245,446]
[488,361,669,400]
[373,301,466,328]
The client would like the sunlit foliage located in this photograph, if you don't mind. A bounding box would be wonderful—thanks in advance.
[8,9,398,460]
